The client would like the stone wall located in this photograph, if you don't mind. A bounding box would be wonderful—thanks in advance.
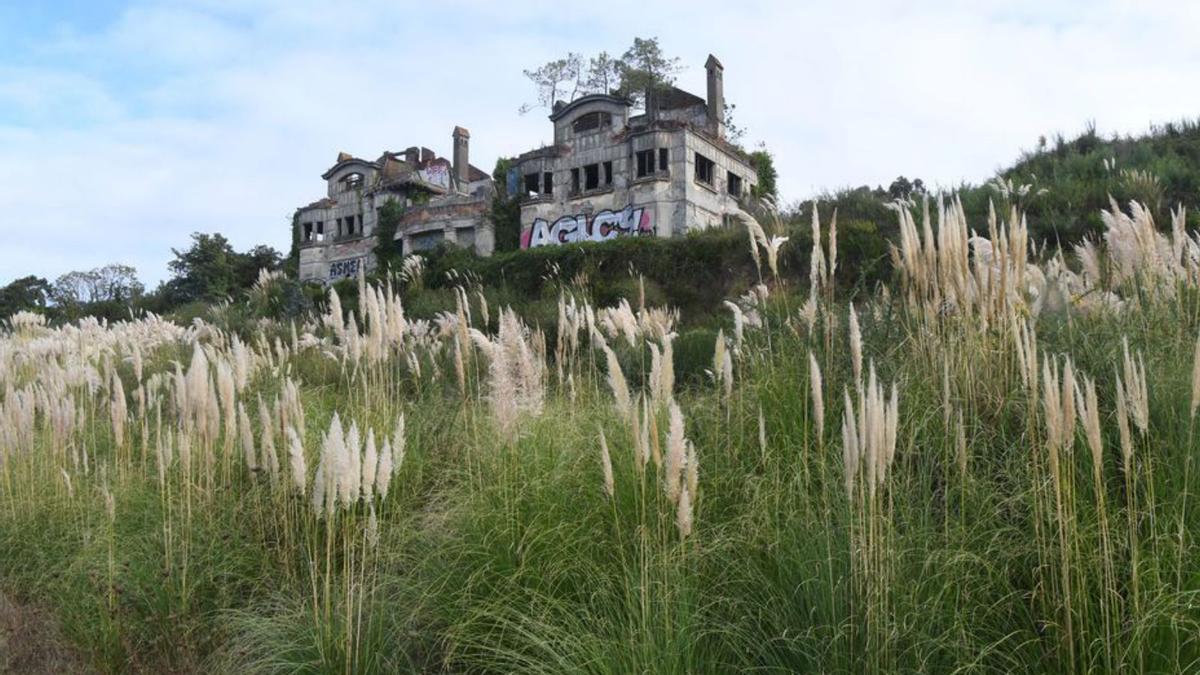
[516,124,758,248]
[298,236,376,283]
[398,201,494,256]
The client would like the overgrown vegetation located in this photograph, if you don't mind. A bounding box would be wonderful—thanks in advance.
[807,118,1200,247]
[372,199,405,272]
[3,191,1200,673]
[489,158,522,253]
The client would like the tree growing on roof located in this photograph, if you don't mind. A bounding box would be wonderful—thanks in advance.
[519,37,682,113]
[614,36,682,107]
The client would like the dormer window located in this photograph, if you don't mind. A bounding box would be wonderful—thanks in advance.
[341,172,363,191]
[572,111,612,134]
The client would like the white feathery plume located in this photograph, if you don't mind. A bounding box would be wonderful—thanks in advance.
[477,289,490,327]
[344,421,361,505]
[1115,373,1134,469]
[601,341,632,418]
[1061,357,1077,450]
[721,347,734,400]
[392,412,406,474]
[110,370,127,449]
[238,401,257,472]
[828,208,838,281]
[1122,337,1149,435]
[1191,332,1200,419]
[724,301,746,353]
[362,429,377,503]
[848,306,863,386]
[376,438,393,499]
[258,397,279,483]
[286,425,307,496]
[664,400,687,503]
[366,503,379,549]
[765,236,789,279]
[599,428,614,498]
[758,407,767,453]
[810,201,826,291]
[808,351,824,439]
[841,387,859,499]
[676,484,693,540]
[712,329,727,390]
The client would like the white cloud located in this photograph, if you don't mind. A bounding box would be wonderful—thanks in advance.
[2,0,1198,284]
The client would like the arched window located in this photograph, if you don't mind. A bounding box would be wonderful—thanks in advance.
[341,172,363,191]
[572,111,612,134]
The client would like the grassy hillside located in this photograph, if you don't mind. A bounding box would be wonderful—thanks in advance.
[804,118,1200,248]
[3,196,1200,672]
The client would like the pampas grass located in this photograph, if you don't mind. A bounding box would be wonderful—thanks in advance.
[3,197,1200,674]
[599,428,614,498]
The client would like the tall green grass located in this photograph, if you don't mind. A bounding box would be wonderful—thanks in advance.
[2,200,1200,673]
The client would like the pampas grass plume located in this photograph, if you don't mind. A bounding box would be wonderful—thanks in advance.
[286,425,307,496]
[676,484,693,540]
[599,428,614,498]
[808,351,824,439]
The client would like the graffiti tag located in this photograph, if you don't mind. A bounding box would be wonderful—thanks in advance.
[329,257,363,279]
[418,163,451,190]
[520,204,653,249]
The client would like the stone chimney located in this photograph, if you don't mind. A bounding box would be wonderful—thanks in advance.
[403,146,419,165]
[705,54,724,137]
[645,87,658,120]
[452,126,470,185]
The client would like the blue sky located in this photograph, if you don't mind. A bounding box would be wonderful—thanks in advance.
[2,0,1199,285]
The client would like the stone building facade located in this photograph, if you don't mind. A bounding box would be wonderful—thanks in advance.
[296,127,494,283]
[511,54,758,249]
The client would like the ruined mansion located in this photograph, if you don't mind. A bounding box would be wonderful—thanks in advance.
[297,54,758,284]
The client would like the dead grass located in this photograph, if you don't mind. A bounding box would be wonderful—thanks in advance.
[0,590,93,675]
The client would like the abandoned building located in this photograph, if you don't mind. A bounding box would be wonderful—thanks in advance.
[296,126,494,283]
[511,54,758,248]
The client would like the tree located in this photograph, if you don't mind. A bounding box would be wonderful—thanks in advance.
[749,146,779,200]
[616,36,682,107]
[51,264,142,306]
[519,54,583,114]
[519,37,682,112]
[51,270,95,307]
[887,176,926,200]
[93,264,143,302]
[490,158,522,252]
[584,51,622,95]
[285,212,301,278]
[0,276,51,318]
[167,233,240,303]
[236,245,283,290]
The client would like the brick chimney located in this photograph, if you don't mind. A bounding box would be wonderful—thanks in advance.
[705,54,724,137]
[452,126,470,185]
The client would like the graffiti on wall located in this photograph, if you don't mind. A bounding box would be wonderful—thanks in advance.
[520,204,653,249]
[418,163,451,190]
[329,257,364,279]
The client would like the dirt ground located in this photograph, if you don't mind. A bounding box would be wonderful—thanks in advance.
[0,590,94,674]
